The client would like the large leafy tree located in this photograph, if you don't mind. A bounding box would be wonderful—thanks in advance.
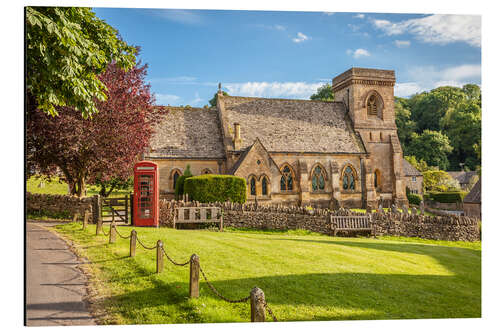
[406,130,453,170]
[208,91,228,107]
[395,97,416,152]
[26,7,137,118]
[310,83,334,101]
[26,62,166,197]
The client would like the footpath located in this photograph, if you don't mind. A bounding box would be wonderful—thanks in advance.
[26,221,96,326]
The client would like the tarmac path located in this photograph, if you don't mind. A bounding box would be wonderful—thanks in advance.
[26,222,96,326]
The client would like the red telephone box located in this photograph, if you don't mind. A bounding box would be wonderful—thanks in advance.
[133,161,159,227]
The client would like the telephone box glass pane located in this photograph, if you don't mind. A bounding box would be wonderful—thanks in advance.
[139,174,153,218]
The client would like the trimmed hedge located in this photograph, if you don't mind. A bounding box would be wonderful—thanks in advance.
[184,175,246,203]
[426,191,467,203]
[407,193,422,205]
[174,175,191,199]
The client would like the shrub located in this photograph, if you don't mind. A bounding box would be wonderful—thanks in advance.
[174,165,193,199]
[407,193,422,205]
[184,175,246,203]
[427,191,467,203]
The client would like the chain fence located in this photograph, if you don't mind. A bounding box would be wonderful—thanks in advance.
[89,218,278,322]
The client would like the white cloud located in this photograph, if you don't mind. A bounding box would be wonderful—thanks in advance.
[155,93,181,105]
[188,92,203,106]
[354,14,365,19]
[158,9,203,25]
[224,81,324,99]
[395,64,481,97]
[274,24,286,31]
[292,32,310,43]
[347,48,371,58]
[372,14,481,47]
[394,40,411,48]
[348,24,361,32]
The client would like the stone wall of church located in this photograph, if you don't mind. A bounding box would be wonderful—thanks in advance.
[154,159,223,199]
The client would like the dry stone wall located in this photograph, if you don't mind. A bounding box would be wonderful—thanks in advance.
[159,200,480,242]
[27,192,95,223]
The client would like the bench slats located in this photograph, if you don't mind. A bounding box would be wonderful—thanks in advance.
[330,214,373,237]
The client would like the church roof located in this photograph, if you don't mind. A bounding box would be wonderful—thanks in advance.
[464,177,481,203]
[146,107,225,159]
[221,96,366,154]
[402,159,422,177]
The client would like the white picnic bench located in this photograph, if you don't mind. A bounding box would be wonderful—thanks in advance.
[173,207,223,231]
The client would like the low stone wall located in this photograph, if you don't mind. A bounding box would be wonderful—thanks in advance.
[159,200,480,242]
[26,192,95,223]
[425,200,463,211]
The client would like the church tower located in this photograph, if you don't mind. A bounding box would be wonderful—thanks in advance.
[332,68,407,207]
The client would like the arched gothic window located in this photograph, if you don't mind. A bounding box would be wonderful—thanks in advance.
[261,176,269,196]
[249,176,256,196]
[280,165,294,191]
[342,166,356,190]
[367,94,378,116]
[311,165,326,191]
[172,170,181,190]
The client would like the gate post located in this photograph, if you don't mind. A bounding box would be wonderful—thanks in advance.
[250,287,266,322]
[156,240,164,273]
[96,218,103,235]
[72,212,79,223]
[189,254,200,298]
[109,223,116,244]
[130,230,137,257]
[83,210,90,230]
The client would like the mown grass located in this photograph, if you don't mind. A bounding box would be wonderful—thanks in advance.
[52,222,481,324]
[27,176,132,197]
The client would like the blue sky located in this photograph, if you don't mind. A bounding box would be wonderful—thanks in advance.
[93,8,481,107]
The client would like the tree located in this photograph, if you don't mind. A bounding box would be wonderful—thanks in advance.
[209,91,228,107]
[406,130,453,170]
[26,7,137,118]
[422,170,459,192]
[26,62,166,197]
[310,83,334,101]
[408,86,466,132]
[395,97,416,152]
[404,155,433,172]
[93,176,133,197]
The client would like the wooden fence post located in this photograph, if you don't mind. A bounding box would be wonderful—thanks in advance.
[189,254,200,298]
[72,212,79,223]
[130,230,137,257]
[156,240,164,273]
[250,287,266,322]
[83,210,90,230]
[96,218,103,235]
[109,223,116,243]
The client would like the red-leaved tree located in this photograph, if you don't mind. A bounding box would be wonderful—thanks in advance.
[26,62,167,197]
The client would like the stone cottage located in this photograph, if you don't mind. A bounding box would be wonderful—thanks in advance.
[463,177,481,218]
[402,159,423,195]
[145,67,408,209]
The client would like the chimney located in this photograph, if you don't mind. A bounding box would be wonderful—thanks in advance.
[233,123,242,150]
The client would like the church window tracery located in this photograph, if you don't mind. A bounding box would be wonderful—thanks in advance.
[280,165,294,191]
[342,165,356,190]
[311,165,326,191]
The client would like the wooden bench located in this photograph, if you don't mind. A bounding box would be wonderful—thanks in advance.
[329,214,375,237]
[173,207,223,231]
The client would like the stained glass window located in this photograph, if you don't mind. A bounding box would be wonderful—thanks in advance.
[173,171,181,190]
[312,165,326,191]
[280,165,293,191]
[342,166,355,190]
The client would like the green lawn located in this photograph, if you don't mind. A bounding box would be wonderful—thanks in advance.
[27,176,132,197]
[52,222,481,324]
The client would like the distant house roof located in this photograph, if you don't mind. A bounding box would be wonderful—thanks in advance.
[448,171,478,186]
[464,177,481,203]
[221,96,366,154]
[146,107,225,159]
[402,159,422,177]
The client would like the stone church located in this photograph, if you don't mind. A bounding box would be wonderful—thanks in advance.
[145,67,408,209]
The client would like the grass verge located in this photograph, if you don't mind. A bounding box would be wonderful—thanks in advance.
[52,222,481,324]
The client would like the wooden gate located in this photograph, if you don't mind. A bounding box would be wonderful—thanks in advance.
[102,195,131,224]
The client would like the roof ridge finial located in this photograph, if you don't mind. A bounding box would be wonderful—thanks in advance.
[218,82,222,93]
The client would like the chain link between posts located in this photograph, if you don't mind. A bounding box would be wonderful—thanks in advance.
[198,264,251,304]
[264,301,278,322]
[160,246,191,266]
[101,224,110,236]
[135,235,157,250]
[113,225,131,239]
